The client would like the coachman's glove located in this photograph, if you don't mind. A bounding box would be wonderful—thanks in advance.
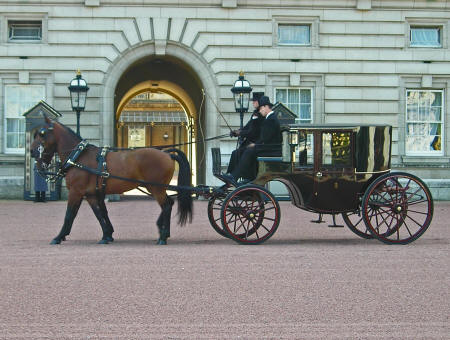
[230,130,240,137]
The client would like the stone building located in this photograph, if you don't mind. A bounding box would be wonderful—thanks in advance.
[0,0,449,199]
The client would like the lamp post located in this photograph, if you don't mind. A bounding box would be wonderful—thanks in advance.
[68,70,89,136]
[231,71,252,145]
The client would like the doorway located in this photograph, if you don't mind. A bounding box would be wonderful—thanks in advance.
[117,91,189,155]
[116,90,192,196]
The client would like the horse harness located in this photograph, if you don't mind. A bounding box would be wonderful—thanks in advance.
[40,140,218,196]
[53,140,111,195]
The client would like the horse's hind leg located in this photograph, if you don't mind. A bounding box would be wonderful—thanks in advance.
[155,193,174,245]
[86,195,114,244]
[51,193,82,245]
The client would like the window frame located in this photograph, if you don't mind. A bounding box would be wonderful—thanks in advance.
[8,20,42,42]
[274,87,314,124]
[4,84,46,154]
[405,18,447,49]
[2,14,48,44]
[410,26,441,48]
[273,16,319,48]
[277,24,311,46]
[405,89,444,156]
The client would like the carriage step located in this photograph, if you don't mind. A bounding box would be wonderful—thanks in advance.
[327,214,344,228]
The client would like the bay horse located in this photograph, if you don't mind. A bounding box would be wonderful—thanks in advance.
[30,115,193,245]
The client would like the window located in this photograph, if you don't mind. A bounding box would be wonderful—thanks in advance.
[4,85,45,153]
[275,88,312,123]
[405,90,443,155]
[410,27,441,47]
[322,132,352,167]
[297,131,314,167]
[278,24,310,45]
[8,20,42,41]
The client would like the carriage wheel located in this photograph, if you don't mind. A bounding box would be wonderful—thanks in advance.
[220,185,280,244]
[342,208,374,239]
[207,192,229,238]
[362,172,433,244]
[342,195,404,240]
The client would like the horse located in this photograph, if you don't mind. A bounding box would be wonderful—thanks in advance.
[30,115,193,245]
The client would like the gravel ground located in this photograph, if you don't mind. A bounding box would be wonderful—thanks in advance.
[0,199,449,339]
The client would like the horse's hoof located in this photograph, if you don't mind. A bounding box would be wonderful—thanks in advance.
[105,236,114,242]
[50,239,61,245]
[98,239,109,245]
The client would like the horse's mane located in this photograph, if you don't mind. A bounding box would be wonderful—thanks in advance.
[56,120,82,142]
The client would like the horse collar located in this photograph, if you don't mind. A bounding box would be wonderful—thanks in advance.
[62,140,89,171]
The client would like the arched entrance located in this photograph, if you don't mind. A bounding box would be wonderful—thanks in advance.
[103,48,219,185]
[116,80,197,182]
[117,91,191,154]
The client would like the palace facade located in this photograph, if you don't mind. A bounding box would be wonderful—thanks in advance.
[1,0,450,199]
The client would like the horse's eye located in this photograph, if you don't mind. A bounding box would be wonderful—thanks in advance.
[39,129,46,137]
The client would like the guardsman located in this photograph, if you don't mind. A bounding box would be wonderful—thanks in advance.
[33,145,48,203]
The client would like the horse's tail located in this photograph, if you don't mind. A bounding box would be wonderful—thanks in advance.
[165,148,193,226]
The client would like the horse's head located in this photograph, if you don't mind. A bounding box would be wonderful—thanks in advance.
[31,115,58,170]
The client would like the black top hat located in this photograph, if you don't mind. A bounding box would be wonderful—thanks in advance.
[258,95,273,108]
[251,92,264,101]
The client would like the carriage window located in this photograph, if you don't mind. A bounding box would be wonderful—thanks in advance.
[297,131,314,167]
[406,90,443,155]
[322,132,351,167]
[4,85,45,153]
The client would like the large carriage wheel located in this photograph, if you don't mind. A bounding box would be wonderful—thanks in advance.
[342,194,405,240]
[207,191,230,238]
[342,208,374,239]
[220,185,281,244]
[362,172,433,244]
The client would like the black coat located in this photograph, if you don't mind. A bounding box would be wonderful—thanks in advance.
[255,112,282,156]
[240,110,264,147]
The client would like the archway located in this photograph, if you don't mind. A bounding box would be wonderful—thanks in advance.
[102,43,220,185]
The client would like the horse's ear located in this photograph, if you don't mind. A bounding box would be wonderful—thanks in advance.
[43,113,53,129]
[43,113,52,125]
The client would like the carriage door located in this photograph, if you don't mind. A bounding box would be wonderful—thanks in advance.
[314,130,356,211]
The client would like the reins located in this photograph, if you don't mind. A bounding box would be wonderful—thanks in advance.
[36,141,220,196]
[108,133,229,151]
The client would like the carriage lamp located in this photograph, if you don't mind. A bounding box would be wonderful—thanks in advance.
[68,70,89,136]
[231,71,252,135]
[289,130,299,146]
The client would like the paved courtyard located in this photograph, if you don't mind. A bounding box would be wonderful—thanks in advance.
[0,198,449,339]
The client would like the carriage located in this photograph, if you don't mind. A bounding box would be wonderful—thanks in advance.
[31,116,433,246]
[205,124,434,245]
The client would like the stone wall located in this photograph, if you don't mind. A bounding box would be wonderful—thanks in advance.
[0,0,449,197]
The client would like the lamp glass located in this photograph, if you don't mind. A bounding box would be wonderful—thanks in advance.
[68,74,89,111]
[289,131,298,145]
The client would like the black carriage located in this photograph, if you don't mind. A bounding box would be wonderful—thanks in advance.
[207,124,434,245]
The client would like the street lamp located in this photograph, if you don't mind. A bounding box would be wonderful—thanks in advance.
[231,71,252,144]
[68,70,89,136]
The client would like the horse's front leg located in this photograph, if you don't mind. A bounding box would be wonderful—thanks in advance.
[86,195,114,244]
[98,196,114,242]
[50,193,83,245]
[156,195,174,245]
